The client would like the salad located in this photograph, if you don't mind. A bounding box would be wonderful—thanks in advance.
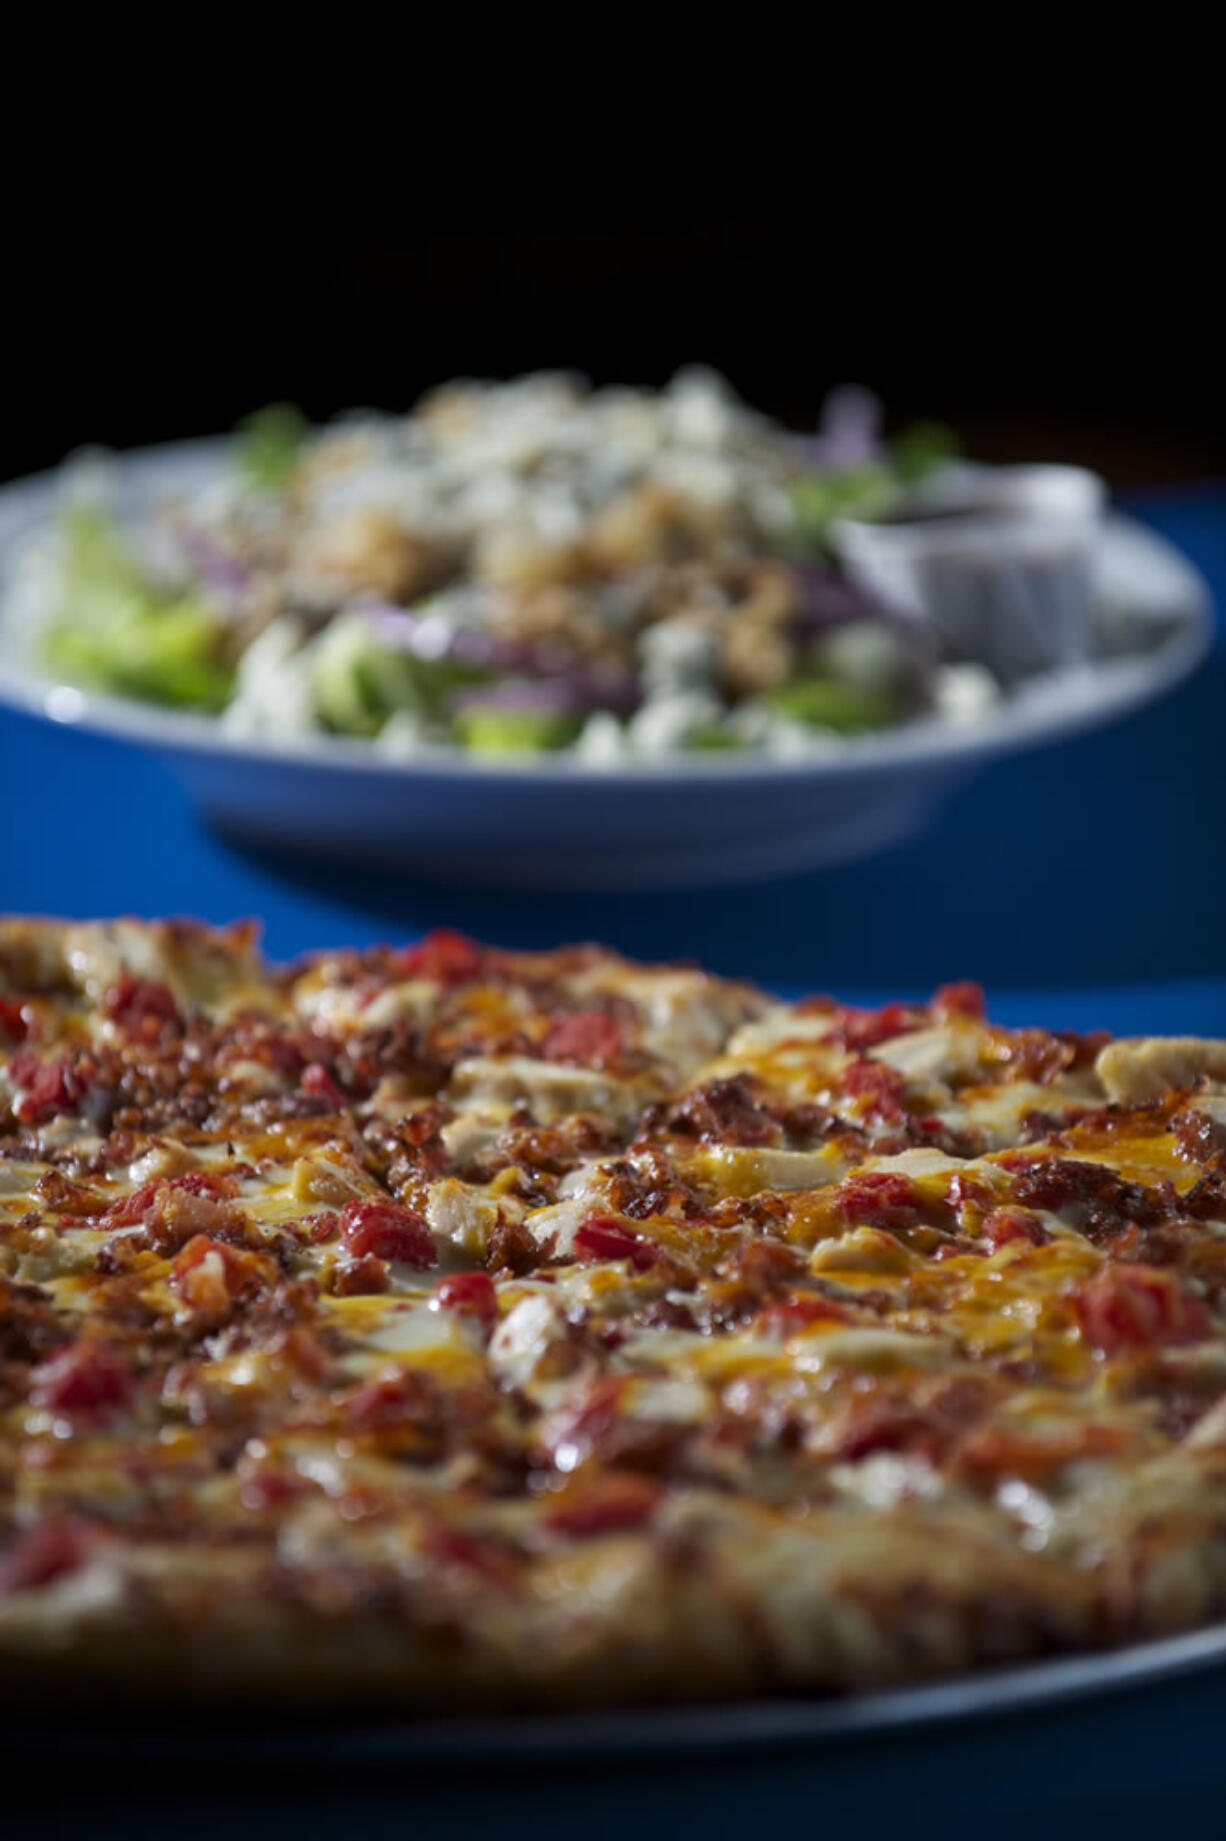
[11,370,999,761]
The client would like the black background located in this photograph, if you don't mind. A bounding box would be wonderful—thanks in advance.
[4,210,1222,490]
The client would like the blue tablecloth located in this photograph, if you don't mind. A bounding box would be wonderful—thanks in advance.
[2,484,1225,1840]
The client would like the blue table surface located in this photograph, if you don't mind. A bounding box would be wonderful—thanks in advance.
[2,483,1225,1838]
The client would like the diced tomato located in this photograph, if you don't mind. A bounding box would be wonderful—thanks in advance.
[432,1271,498,1326]
[10,1054,83,1125]
[573,1217,658,1272]
[841,1058,907,1122]
[932,981,985,1020]
[541,1010,624,1068]
[839,1170,919,1227]
[340,1199,437,1268]
[545,1475,661,1538]
[396,929,484,987]
[981,1207,1049,1251]
[536,1379,625,1472]
[0,997,33,1043]
[104,972,181,1038]
[1070,1262,1213,1356]
[0,1520,95,1595]
[29,1340,132,1416]
[301,1062,346,1108]
[825,1002,917,1052]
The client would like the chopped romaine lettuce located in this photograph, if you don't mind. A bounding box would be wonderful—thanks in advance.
[889,421,960,484]
[787,464,899,552]
[684,723,744,751]
[311,614,489,737]
[452,706,582,754]
[41,507,233,710]
[235,404,308,491]
[762,676,895,733]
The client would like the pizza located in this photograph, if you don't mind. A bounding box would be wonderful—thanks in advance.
[5,916,1226,1711]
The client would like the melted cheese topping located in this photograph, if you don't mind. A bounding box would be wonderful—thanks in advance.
[5,920,1226,1705]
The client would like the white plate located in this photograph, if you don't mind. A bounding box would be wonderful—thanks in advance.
[0,441,1213,889]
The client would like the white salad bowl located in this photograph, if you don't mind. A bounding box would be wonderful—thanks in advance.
[0,441,1212,889]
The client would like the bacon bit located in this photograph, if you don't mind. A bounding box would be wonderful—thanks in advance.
[841,1058,907,1123]
[1009,1157,1167,1233]
[825,1002,917,1052]
[396,929,484,987]
[101,1172,238,1236]
[340,1199,437,1268]
[238,1470,311,1512]
[301,1062,346,1109]
[545,1474,661,1538]
[254,1030,307,1080]
[103,1180,160,1227]
[1070,1263,1213,1356]
[332,1254,391,1297]
[1173,1106,1226,1165]
[421,1523,519,1589]
[817,1397,931,1462]
[816,1377,992,1464]
[104,972,181,1040]
[655,1075,778,1147]
[33,1169,107,1219]
[171,1170,241,1200]
[541,1010,624,1069]
[839,1170,920,1228]
[28,1340,133,1415]
[0,997,33,1043]
[637,1296,696,1331]
[432,1271,498,1327]
[574,1217,658,1273]
[758,1294,854,1338]
[0,1520,96,1595]
[955,1419,1128,1479]
[932,982,985,1020]
[346,1365,435,1428]
[943,1172,995,1231]
[536,1379,625,1472]
[9,1053,84,1125]
[169,1234,262,1318]
[981,1207,1050,1251]
[1007,1029,1113,1087]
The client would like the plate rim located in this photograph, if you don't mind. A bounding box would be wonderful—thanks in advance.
[6,1619,1226,1764]
[0,442,1213,791]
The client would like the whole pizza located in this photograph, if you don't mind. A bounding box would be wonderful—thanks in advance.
[4,916,1226,1709]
